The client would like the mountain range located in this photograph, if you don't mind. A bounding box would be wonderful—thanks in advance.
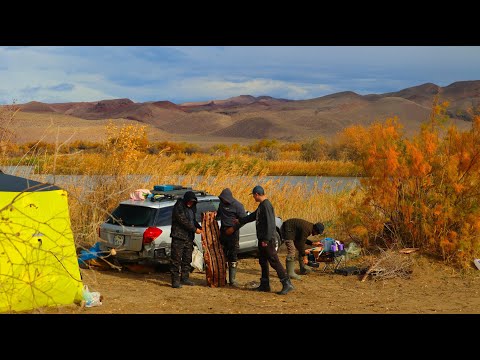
[11,80,480,144]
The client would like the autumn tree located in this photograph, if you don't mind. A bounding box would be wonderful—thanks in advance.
[340,101,480,267]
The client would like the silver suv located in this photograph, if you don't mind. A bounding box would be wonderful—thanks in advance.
[98,186,283,265]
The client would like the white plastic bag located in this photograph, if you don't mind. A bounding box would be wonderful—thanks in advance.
[346,242,361,260]
[191,246,204,272]
[82,285,103,307]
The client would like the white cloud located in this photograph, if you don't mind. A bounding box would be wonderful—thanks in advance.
[1,46,480,104]
[173,77,332,101]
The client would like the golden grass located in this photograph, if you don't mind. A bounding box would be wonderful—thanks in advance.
[266,159,361,176]
[5,122,357,247]
[60,168,354,247]
[8,152,361,177]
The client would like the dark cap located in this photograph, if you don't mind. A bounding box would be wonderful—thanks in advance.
[314,222,325,234]
[251,185,265,195]
[183,191,198,203]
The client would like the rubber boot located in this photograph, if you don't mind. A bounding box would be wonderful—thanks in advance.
[286,256,301,280]
[171,274,182,288]
[299,258,312,275]
[253,277,271,292]
[181,271,194,286]
[277,277,294,295]
[228,262,240,287]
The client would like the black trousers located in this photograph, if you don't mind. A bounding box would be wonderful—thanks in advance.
[258,240,287,280]
[220,227,240,262]
[170,237,193,278]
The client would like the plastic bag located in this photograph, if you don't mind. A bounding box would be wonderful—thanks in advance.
[78,242,102,266]
[191,246,204,272]
[346,242,361,260]
[82,285,103,307]
[129,189,151,201]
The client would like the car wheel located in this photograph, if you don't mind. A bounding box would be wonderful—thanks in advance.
[274,229,282,252]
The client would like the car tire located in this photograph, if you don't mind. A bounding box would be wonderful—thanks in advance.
[274,229,283,252]
[250,229,283,258]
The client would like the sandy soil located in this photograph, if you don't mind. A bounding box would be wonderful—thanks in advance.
[43,248,480,315]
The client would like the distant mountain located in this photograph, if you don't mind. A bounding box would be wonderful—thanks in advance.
[11,81,479,142]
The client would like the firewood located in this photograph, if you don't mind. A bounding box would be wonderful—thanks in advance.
[201,211,227,287]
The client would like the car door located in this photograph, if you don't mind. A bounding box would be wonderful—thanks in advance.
[195,199,258,253]
[195,200,220,251]
[237,210,258,252]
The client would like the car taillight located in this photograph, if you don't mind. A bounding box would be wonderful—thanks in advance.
[143,227,162,244]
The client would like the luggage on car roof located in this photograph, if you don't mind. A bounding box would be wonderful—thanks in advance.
[153,184,185,191]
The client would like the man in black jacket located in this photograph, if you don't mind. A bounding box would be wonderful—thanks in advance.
[217,188,246,287]
[170,191,203,288]
[236,185,294,295]
[281,218,324,279]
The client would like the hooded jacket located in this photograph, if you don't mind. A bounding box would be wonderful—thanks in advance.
[217,188,247,228]
[281,218,316,257]
[170,191,202,241]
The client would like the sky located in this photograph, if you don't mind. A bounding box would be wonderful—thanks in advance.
[1,46,480,105]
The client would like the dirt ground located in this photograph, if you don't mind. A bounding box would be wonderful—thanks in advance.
[45,248,480,314]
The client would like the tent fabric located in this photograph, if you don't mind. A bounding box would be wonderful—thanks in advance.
[0,177,83,313]
[0,173,61,192]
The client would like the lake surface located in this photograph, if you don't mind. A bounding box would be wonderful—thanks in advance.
[1,166,359,193]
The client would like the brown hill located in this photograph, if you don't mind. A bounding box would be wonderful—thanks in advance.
[378,83,440,107]
[440,80,480,120]
[8,81,478,143]
[19,101,56,113]
[150,101,186,112]
[211,116,289,138]
[180,95,290,112]
[160,111,234,134]
[65,98,135,119]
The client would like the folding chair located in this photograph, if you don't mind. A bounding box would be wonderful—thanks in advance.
[316,249,347,273]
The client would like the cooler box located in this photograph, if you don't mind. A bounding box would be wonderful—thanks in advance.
[154,185,181,191]
[322,238,335,252]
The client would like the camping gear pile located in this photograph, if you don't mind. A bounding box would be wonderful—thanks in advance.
[78,242,120,271]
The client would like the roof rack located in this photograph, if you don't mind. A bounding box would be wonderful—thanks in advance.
[149,185,211,202]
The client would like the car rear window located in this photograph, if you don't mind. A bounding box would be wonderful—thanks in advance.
[195,200,220,222]
[107,204,157,227]
[153,202,219,225]
[155,206,174,226]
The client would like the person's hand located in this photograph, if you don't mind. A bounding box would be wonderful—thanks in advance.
[260,241,268,247]
[195,228,203,235]
[303,256,309,264]
[224,227,235,236]
[233,218,240,225]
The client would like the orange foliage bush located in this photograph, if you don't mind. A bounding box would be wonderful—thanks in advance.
[340,101,480,267]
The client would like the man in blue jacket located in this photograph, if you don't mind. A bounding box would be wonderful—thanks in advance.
[217,188,247,287]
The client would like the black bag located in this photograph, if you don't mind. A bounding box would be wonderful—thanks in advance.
[334,266,367,276]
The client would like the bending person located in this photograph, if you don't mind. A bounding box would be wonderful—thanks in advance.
[281,218,324,279]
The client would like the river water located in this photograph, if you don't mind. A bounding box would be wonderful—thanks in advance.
[2,166,359,193]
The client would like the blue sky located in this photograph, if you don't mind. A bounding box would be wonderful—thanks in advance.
[1,46,480,105]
